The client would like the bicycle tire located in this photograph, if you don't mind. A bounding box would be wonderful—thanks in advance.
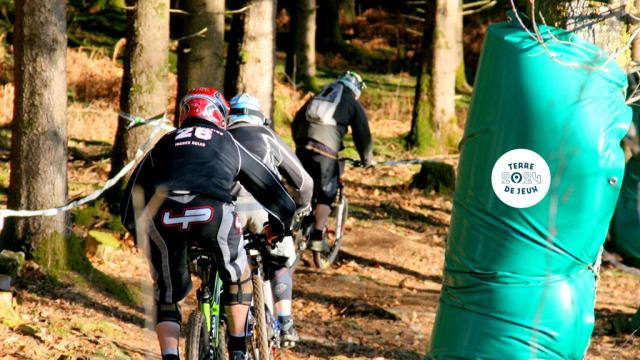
[250,274,273,360]
[313,196,348,269]
[185,311,227,360]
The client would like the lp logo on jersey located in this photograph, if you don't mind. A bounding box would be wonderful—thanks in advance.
[162,206,214,230]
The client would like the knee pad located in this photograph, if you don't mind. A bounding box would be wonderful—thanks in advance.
[223,266,253,306]
[156,303,182,325]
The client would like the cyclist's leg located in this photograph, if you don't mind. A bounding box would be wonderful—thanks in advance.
[295,148,338,248]
[235,195,267,234]
[207,203,253,355]
[269,264,299,345]
[146,197,204,360]
[310,153,339,250]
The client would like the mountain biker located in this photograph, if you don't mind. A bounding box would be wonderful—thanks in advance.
[291,71,373,251]
[228,93,313,348]
[120,87,296,360]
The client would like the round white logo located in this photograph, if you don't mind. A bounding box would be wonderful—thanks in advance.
[491,149,551,208]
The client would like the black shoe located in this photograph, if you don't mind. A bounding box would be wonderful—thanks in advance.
[280,320,299,348]
[230,351,246,360]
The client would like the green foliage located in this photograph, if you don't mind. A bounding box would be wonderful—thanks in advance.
[273,95,293,130]
[72,202,103,227]
[72,199,126,233]
[88,230,121,249]
[168,50,178,74]
[69,267,141,307]
[66,0,127,48]
[30,232,77,272]
[0,1,13,39]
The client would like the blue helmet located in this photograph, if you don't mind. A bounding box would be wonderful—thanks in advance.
[228,93,267,128]
[337,71,366,99]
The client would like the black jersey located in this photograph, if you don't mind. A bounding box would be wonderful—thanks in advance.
[121,118,296,234]
[229,125,313,206]
[291,83,373,165]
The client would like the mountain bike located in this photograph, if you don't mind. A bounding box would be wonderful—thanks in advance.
[244,232,278,360]
[185,237,278,360]
[292,157,359,270]
[185,246,227,360]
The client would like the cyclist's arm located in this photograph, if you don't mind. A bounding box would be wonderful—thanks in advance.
[120,152,154,234]
[351,101,374,167]
[267,128,314,207]
[234,140,296,234]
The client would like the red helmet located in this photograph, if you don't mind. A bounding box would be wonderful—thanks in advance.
[178,87,230,128]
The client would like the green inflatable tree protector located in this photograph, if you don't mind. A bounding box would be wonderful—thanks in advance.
[427,16,631,360]
[611,109,640,267]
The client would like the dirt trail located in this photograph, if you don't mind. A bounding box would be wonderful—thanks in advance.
[1,166,640,359]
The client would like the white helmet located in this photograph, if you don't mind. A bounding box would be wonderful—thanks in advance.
[228,93,267,128]
[337,71,366,99]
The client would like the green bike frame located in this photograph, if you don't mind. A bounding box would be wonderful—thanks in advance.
[199,269,224,349]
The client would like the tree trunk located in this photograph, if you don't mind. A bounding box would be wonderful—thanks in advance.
[108,0,170,211]
[632,0,640,62]
[455,0,472,95]
[174,0,225,123]
[340,0,356,22]
[408,0,459,155]
[2,0,69,268]
[316,0,343,52]
[225,0,277,121]
[286,0,317,91]
[536,0,631,66]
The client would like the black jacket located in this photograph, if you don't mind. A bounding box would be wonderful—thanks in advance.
[229,124,313,206]
[121,118,296,234]
[291,84,373,165]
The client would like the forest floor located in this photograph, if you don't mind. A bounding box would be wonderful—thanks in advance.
[0,47,639,359]
[0,161,639,360]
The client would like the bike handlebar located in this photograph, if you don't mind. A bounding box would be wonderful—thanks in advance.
[243,232,268,249]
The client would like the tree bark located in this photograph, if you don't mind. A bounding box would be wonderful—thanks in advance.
[536,0,631,66]
[286,0,317,90]
[108,0,170,211]
[455,0,472,94]
[408,0,459,155]
[2,0,68,267]
[174,0,225,122]
[225,0,277,121]
[340,0,356,22]
[632,0,640,62]
[316,0,343,52]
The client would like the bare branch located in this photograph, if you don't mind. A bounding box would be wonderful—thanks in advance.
[225,5,252,15]
[400,14,424,22]
[174,27,208,42]
[463,1,497,16]
[462,0,495,10]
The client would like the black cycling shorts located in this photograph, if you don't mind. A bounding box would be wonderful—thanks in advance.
[296,147,338,206]
[145,194,246,304]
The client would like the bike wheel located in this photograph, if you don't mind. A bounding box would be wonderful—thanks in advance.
[249,274,273,360]
[185,311,227,360]
[313,196,348,269]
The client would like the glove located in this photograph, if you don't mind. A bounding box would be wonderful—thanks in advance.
[262,223,284,246]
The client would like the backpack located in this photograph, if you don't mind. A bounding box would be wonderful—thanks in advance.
[305,83,343,126]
